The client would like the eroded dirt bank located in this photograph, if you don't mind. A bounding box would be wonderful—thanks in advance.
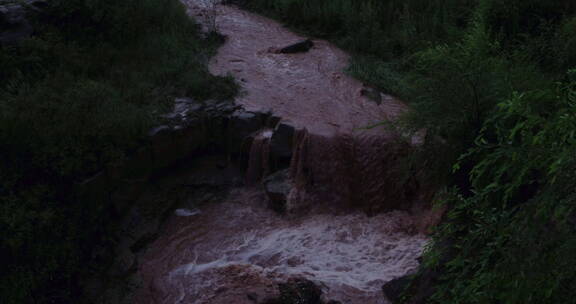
[133,1,431,303]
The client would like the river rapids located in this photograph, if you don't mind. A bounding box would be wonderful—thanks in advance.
[133,1,431,303]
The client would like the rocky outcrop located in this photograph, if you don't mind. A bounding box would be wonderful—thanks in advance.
[79,97,275,302]
[78,96,297,232]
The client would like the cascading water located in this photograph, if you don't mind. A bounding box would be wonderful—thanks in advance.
[245,129,273,185]
[133,1,435,303]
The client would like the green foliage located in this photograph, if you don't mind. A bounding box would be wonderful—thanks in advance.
[426,78,576,304]
[0,0,237,303]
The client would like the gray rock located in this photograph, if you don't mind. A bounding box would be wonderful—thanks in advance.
[172,97,204,119]
[270,122,295,160]
[264,169,291,214]
[278,39,314,54]
[205,99,239,116]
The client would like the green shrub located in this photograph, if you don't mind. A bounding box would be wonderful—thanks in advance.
[426,76,576,304]
[0,0,237,303]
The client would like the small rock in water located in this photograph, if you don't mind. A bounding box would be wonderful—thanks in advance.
[277,39,314,54]
[174,208,201,217]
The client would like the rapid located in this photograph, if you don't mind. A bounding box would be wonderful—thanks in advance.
[133,1,433,303]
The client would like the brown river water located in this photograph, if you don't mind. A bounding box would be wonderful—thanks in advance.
[133,1,430,303]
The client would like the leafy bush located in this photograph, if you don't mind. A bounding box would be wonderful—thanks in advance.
[426,75,576,304]
[0,0,237,303]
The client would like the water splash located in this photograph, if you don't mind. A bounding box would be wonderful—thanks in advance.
[135,189,426,304]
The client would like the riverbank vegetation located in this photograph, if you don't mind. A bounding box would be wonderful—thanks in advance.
[0,0,236,302]
[243,0,576,303]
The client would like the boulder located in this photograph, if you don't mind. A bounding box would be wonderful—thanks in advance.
[264,169,291,214]
[270,122,295,160]
[278,39,314,54]
[382,275,413,303]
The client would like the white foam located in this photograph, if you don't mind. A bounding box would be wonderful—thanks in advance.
[174,208,201,217]
[168,211,426,302]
